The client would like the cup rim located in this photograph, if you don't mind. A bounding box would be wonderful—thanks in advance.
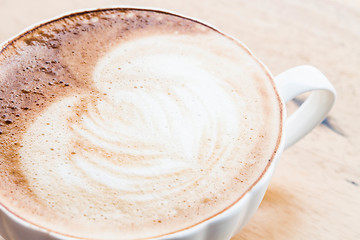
[0,6,285,240]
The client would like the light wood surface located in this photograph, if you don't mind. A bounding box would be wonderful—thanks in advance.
[1,0,359,239]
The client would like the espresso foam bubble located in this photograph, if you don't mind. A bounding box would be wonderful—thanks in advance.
[0,9,282,240]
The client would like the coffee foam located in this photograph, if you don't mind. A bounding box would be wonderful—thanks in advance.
[0,9,282,239]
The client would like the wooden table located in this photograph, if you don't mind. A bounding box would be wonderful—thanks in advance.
[1,0,359,239]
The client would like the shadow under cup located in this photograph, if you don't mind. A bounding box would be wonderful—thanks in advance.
[0,7,335,240]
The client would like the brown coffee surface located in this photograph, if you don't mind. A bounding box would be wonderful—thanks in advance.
[0,9,282,239]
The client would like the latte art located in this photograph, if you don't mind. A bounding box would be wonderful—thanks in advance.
[0,9,282,240]
[22,35,247,204]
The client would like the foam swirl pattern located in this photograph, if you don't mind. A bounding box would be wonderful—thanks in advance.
[17,34,280,239]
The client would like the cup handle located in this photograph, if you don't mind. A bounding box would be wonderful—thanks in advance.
[275,65,336,150]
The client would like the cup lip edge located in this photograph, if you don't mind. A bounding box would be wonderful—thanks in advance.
[0,5,285,240]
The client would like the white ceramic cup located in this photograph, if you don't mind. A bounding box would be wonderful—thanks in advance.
[0,7,336,240]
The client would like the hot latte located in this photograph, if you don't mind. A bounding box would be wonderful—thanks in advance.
[0,8,282,239]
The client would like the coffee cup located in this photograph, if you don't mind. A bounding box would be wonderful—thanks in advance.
[0,7,335,240]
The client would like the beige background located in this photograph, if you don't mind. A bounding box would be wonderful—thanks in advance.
[1,0,359,239]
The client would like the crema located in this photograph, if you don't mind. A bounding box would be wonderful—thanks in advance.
[0,9,282,239]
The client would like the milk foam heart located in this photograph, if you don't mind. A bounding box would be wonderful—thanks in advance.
[0,9,282,239]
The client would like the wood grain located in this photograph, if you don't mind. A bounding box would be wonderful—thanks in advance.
[0,0,359,239]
